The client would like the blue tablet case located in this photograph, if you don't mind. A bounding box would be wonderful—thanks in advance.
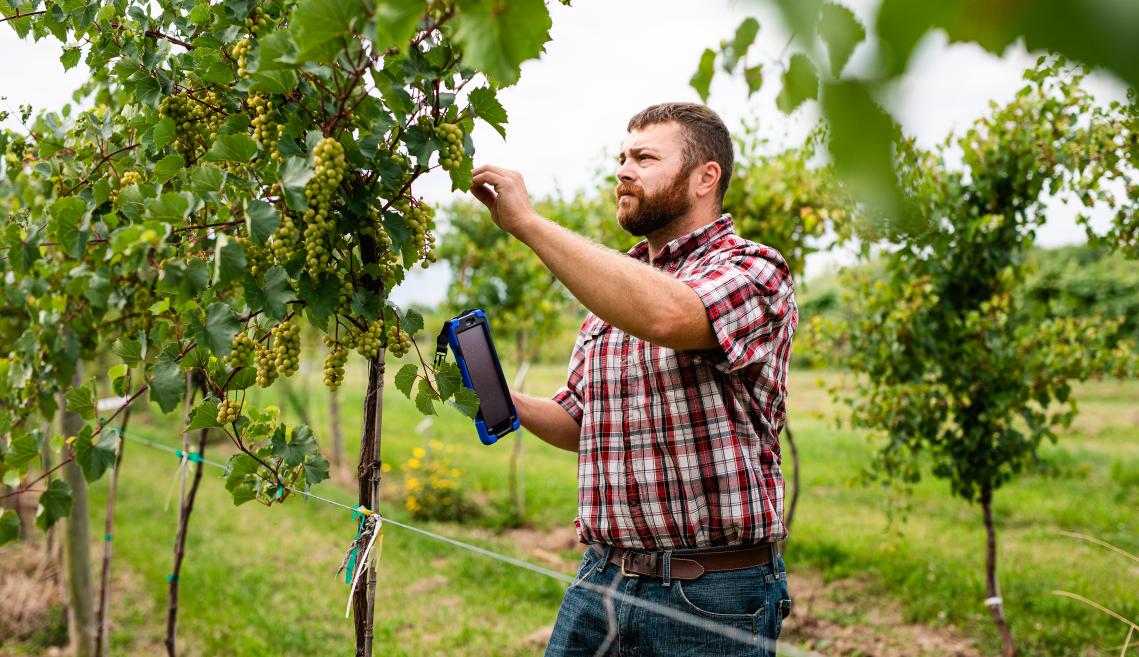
[441,309,520,445]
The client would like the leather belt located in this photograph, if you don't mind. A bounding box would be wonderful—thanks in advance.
[590,543,775,581]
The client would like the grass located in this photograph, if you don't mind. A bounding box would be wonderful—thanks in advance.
[4,355,1137,656]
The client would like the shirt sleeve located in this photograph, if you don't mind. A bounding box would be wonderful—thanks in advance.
[680,244,798,373]
[551,317,590,425]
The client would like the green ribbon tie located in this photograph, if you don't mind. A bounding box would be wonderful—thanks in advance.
[175,450,203,464]
[345,513,367,584]
[104,533,113,542]
[166,574,179,583]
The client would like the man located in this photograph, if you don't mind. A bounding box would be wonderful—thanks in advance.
[470,102,796,656]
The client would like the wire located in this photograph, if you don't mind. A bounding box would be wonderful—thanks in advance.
[116,429,823,657]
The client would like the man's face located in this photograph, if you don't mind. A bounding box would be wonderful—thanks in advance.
[615,122,694,237]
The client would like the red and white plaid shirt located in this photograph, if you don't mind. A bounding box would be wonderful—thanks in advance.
[553,215,797,549]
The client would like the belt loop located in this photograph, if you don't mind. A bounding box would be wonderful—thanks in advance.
[661,550,672,587]
[770,542,781,579]
[596,544,614,574]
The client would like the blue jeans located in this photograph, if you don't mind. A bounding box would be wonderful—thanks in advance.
[545,544,791,657]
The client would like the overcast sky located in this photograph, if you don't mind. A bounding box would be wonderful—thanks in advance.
[1,0,1128,308]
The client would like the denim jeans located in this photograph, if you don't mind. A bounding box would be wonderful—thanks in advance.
[545,544,791,657]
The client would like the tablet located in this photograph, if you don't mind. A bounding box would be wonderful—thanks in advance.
[443,309,520,445]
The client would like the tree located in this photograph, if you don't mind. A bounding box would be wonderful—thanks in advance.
[693,1,1139,250]
[0,1,556,655]
[724,121,855,532]
[437,192,593,522]
[820,61,1138,656]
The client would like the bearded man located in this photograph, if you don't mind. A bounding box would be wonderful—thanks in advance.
[470,102,796,657]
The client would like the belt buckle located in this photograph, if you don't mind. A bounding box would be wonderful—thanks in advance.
[620,551,640,578]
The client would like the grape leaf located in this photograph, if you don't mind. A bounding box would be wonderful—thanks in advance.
[450,0,552,87]
[776,53,819,114]
[66,385,96,420]
[243,267,296,321]
[153,153,184,184]
[205,134,258,163]
[468,87,508,138]
[291,0,367,63]
[435,361,463,401]
[74,426,119,482]
[188,401,222,430]
[394,363,418,398]
[278,157,314,213]
[0,510,19,546]
[4,434,39,472]
[371,0,424,52]
[217,239,247,287]
[112,337,143,366]
[690,48,716,103]
[415,387,437,416]
[246,199,280,246]
[199,302,241,356]
[149,361,187,414]
[450,387,480,419]
[36,479,72,530]
[818,2,866,77]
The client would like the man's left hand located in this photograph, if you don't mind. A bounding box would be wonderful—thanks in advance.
[470,165,537,237]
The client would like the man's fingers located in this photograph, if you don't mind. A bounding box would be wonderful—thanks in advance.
[471,169,510,191]
[470,183,496,206]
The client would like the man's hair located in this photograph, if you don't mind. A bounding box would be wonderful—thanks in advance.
[626,102,734,208]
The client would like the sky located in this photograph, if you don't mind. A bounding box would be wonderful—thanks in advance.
[1,0,1129,308]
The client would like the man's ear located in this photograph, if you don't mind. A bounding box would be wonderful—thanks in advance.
[693,161,721,199]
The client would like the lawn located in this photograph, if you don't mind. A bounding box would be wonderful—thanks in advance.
[3,354,1136,656]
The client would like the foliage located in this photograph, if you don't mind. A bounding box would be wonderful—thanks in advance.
[398,439,467,521]
[0,0,554,542]
[822,61,1138,503]
[694,1,1139,251]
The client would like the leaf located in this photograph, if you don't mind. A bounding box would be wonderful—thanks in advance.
[401,308,425,336]
[690,48,716,103]
[776,53,819,113]
[243,267,296,321]
[49,197,88,258]
[187,401,222,430]
[149,361,186,414]
[451,387,480,419]
[60,46,80,71]
[144,192,192,223]
[205,134,258,163]
[0,510,19,546]
[190,165,226,194]
[291,0,367,63]
[744,64,764,96]
[248,70,299,94]
[224,453,259,505]
[271,425,309,467]
[217,239,247,287]
[302,453,330,486]
[153,118,176,150]
[722,17,759,73]
[153,153,185,184]
[278,157,314,212]
[254,30,299,70]
[435,362,462,401]
[200,302,241,356]
[394,363,418,398]
[415,387,438,416]
[821,79,904,221]
[451,0,552,87]
[818,2,866,77]
[4,434,39,472]
[74,426,119,482]
[468,87,508,139]
[246,199,280,246]
[113,337,143,366]
[371,0,424,52]
[36,479,72,530]
[297,273,339,326]
[66,386,96,420]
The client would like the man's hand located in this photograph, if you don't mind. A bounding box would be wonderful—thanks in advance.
[470,165,538,237]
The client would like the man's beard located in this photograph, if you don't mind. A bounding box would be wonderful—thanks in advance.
[615,168,693,237]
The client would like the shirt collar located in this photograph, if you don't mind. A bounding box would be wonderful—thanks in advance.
[627,214,736,267]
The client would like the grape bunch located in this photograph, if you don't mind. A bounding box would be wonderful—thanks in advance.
[394,197,437,268]
[387,324,412,358]
[245,5,270,35]
[233,38,252,77]
[436,122,465,172]
[303,138,346,275]
[236,236,272,278]
[269,213,301,266]
[322,337,348,390]
[337,272,353,313]
[227,331,256,369]
[271,318,301,377]
[111,170,143,204]
[249,93,282,161]
[216,398,242,424]
[348,320,384,360]
[158,92,224,159]
[255,343,278,387]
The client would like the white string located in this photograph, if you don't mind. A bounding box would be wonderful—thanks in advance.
[163,453,188,512]
[345,516,382,618]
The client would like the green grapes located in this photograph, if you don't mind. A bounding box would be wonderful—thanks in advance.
[322,336,348,390]
[303,137,346,275]
[387,324,412,358]
[216,398,242,424]
[249,93,282,162]
[436,122,465,172]
[245,6,270,35]
[111,170,143,204]
[271,317,301,377]
[394,197,437,268]
[158,92,224,160]
[227,332,255,369]
[351,320,384,360]
[236,236,272,278]
[337,272,353,313]
[233,38,252,77]
[255,343,278,387]
[269,213,301,266]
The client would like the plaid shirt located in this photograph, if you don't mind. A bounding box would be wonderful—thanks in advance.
[553,214,797,550]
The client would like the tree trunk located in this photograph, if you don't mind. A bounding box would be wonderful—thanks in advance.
[353,351,385,657]
[330,387,343,478]
[94,404,132,657]
[508,331,529,523]
[784,422,800,532]
[61,366,96,657]
[981,486,1017,657]
[164,428,208,657]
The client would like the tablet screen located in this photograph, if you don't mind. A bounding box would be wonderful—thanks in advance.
[455,323,512,430]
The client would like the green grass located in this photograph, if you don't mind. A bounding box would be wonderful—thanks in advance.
[6,359,1137,656]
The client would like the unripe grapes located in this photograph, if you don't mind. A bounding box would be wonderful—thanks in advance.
[270,213,301,265]
[436,122,465,172]
[271,317,301,377]
[111,170,143,204]
[323,336,348,390]
[354,320,384,360]
[255,343,278,387]
[248,93,281,161]
[227,331,255,369]
[387,325,412,358]
[303,137,346,275]
[233,38,252,77]
[216,398,242,424]
[244,5,270,35]
[236,236,272,278]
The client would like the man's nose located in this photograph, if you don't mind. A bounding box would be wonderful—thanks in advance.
[616,159,636,183]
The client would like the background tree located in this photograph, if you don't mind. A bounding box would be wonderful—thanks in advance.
[820,61,1138,657]
[0,1,557,655]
